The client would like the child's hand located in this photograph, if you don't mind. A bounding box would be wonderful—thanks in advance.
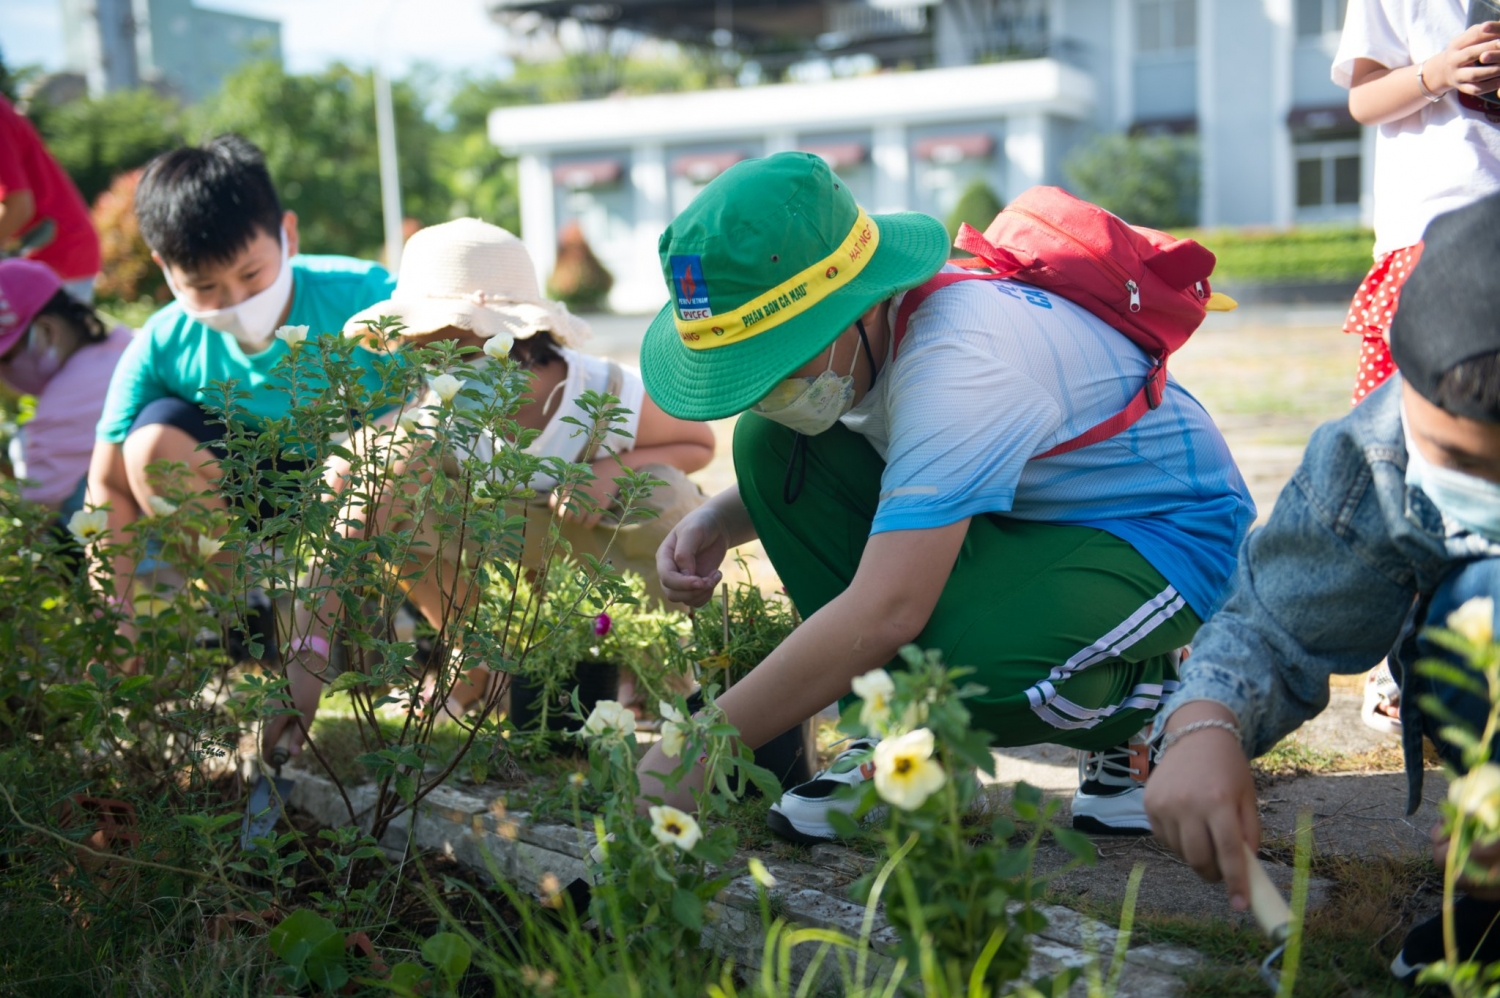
[1430,21,1500,97]
[1144,701,1261,911]
[656,504,729,608]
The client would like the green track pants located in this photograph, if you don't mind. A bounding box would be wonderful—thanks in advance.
[735,414,1201,752]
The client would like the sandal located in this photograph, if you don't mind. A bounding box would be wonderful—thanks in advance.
[1362,662,1402,736]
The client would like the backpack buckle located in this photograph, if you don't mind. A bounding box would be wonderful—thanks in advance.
[1146,360,1167,410]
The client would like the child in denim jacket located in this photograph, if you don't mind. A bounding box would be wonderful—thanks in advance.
[1146,192,1500,982]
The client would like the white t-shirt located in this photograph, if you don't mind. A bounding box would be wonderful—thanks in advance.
[842,276,1255,619]
[1334,0,1500,256]
[447,348,646,491]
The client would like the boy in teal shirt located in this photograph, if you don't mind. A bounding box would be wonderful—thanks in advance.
[87,135,394,756]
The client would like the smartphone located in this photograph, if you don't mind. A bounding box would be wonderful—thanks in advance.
[1465,0,1500,115]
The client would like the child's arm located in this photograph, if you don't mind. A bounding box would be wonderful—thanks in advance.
[1349,22,1500,125]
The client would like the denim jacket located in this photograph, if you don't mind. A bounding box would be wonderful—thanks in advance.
[1158,377,1500,813]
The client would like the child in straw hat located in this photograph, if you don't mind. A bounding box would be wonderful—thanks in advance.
[265,218,712,747]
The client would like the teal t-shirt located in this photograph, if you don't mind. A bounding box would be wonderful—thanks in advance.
[96,254,397,443]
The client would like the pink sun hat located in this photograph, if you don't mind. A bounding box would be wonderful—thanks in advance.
[0,259,63,356]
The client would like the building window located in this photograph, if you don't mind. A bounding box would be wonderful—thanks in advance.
[1137,0,1196,54]
[1295,0,1347,38]
[1295,139,1361,217]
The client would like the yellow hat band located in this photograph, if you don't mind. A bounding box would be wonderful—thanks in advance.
[674,209,880,350]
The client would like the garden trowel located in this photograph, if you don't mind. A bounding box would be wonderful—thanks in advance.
[241,729,296,849]
[1243,843,1293,993]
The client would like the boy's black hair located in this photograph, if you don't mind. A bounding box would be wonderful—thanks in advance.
[36,289,107,343]
[1435,351,1500,424]
[135,134,283,270]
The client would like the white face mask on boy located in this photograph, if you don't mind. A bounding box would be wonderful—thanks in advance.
[165,228,294,354]
[1403,400,1500,543]
[753,337,860,437]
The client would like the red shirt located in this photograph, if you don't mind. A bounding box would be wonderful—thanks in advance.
[0,96,100,281]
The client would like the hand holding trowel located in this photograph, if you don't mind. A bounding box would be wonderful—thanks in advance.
[241,725,297,849]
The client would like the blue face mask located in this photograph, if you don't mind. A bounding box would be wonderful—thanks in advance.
[1404,403,1500,544]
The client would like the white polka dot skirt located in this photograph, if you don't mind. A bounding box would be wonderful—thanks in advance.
[1342,242,1423,406]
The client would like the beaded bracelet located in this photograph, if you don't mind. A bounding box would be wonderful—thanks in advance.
[1158,717,1241,756]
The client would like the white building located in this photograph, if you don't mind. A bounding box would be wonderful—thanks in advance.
[489,0,1360,312]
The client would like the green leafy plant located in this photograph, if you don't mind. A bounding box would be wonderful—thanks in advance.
[668,566,799,687]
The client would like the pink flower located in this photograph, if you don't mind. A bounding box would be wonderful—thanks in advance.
[594,613,612,637]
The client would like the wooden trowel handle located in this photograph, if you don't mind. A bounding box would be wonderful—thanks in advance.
[1243,842,1292,942]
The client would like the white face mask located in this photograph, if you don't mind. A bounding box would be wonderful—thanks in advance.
[1403,400,1500,543]
[165,228,293,354]
[753,340,858,436]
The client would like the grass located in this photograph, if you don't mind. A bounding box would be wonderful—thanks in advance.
[1252,737,1405,778]
[1056,851,1435,998]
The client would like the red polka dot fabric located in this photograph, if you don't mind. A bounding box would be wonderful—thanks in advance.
[1343,242,1423,406]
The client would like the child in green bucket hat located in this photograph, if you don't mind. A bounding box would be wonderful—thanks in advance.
[639,152,1256,842]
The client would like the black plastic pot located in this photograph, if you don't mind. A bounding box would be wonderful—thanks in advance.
[687,691,817,794]
[509,660,621,736]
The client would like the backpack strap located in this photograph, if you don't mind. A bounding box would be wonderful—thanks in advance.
[891,273,1168,461]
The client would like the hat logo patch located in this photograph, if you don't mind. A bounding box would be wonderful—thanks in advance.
[671,255,711,320]
[825,266,838,279]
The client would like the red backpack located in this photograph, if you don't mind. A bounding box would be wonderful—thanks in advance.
[892,186,1234,459]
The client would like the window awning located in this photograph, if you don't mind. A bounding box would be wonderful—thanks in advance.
[1287,105,1357,131]
[913,132,994,164]
[552,158,625,190]
[673,150,748,183]
[800,141,869,171]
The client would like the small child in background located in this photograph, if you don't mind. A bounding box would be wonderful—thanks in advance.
[0,260,129,516]
[1336,0,1500,407]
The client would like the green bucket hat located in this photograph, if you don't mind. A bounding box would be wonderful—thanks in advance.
[640,152,950,421]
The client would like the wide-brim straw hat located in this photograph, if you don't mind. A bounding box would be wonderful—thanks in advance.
[640,152,948,421]
[344,217,590,348]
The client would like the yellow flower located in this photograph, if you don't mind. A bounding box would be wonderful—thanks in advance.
[482,334,515,359]
[146,495,178,517]
[649,804,702,851]
[748,857,776,888]
[196,534,224,559]
[1448,597,1495,647]
[851,668,895,731]
[520,965,557,991]
[872,728,947,811]
[429,373,464,404]
[67,508,109,543]
[568,771,586,788]
[1450,763,1500,833]
[659,700,688,758]
[582,699,636,740]
[538,872,563,909]
[274,324,308,346]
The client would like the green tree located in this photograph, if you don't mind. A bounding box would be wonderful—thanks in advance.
[33,88,184,204]
[945,178,1003,241]
[1064,133,1201,229]
[437,73,522,234]
[193,60,448,258]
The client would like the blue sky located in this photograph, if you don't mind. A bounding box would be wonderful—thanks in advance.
[0,0,513,76]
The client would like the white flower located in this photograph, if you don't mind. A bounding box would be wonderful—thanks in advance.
[397,409,423,433]
[567,771,586,788]
[872,728,947,811]
[429,373,464,404]
[17,549,41,564]
[482,334,514,359]
[659,700,688,758]
[1450,763,1500,832]
[196,534,224,560]
[649,804,702,852]
[274,324,309,347]
[852,668,895,731]
[748,857,776,889]
[1448,597,1495,647]
[67,508,109,543]
[581,699,636,740]
[146,495,178,517]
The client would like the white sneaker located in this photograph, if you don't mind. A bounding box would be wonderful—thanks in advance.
[1071,738,1154,835]
[766,738,880,844]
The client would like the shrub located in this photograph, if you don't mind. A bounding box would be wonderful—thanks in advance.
[1064,133,1201,229]
[90,168,168,306]
[945,178,1004,241]
[1181,225,1375,284]
[547,221,614,312]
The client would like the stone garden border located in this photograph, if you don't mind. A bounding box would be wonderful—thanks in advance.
[286,767,1205,996]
